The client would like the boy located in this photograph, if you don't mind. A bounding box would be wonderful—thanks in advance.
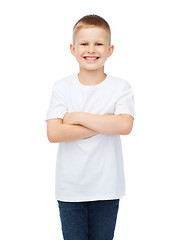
[45,14,134,240]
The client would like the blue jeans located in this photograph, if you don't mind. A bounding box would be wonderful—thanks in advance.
[57,198,120,240]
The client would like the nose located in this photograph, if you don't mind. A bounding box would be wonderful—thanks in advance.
[87,44,95,53]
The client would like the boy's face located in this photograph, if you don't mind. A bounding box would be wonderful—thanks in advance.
[70,27,114,71]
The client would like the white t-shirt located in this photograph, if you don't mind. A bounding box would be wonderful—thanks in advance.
[45,73,135,202]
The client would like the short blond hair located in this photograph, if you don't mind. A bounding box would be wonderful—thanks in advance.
[73,14,111,45]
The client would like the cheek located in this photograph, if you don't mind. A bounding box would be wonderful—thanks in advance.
[76,49,85,57]
[101,50,109,59]
[100,48,108,55]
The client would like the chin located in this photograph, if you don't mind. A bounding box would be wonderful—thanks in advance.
[81,64,105,71]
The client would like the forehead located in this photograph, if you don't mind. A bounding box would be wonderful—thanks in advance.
[76,27,109,42]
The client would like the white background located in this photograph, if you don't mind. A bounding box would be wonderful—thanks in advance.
[0,0,182,239]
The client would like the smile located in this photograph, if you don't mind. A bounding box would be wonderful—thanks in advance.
[83,56,100,62]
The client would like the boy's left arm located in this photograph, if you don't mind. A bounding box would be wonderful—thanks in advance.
[63,112,134,135]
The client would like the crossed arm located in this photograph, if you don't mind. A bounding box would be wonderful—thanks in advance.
[47,112,134,143]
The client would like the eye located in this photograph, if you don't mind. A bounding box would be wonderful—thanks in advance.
[96,43,103,46]
[81,43,87,46]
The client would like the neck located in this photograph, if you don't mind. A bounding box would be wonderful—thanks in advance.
[78,67,107,86]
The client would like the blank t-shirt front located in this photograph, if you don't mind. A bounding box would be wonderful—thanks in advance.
[45,73,135,202]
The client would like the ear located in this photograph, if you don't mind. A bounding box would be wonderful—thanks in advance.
[108,44,114,57]
[70,44,75,57]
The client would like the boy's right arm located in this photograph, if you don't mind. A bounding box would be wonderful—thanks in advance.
[46,118,99,143]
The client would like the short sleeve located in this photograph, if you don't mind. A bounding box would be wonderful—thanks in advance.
[114,82,135,119]
[44,83,68,123]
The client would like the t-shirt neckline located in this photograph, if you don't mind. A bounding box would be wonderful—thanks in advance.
[74,73,110,89]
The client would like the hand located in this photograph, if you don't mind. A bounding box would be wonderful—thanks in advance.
[63,112,81,125]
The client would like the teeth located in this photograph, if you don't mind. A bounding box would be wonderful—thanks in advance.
[85,57,98,60]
